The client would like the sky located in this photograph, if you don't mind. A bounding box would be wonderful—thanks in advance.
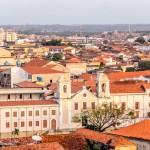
[0,0,150,25]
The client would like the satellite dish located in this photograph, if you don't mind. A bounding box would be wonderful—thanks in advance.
[32,135,42,142]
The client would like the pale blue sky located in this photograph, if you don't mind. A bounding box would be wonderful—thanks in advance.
[0,0,150,24]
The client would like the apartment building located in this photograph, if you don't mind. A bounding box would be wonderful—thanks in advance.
[0,88,58,138]
[5,32,18,42]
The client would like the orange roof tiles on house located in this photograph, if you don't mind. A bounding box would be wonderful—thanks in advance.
[42,134,87,150]
[2,142,65,150]
[78,74,97,81]
[75,129,135,147]
[15,81,43,88]
[48,83,82,94]
[0,100,58,107]
[46,46,68,49]
[107,71,150,83]
[24,58,51,67]
[21,66,65,74]
[65,58,83,63]
[109,120,150,141]
[110,81,145,93]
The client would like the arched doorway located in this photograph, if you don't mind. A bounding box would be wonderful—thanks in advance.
[51,119,56,130]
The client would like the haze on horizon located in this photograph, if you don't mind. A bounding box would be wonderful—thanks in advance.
[0,0,150,25]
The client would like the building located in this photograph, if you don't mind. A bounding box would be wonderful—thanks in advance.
[0,66,70,88]
[0,88,59,138]
[110,120,150,150]
[0,73,150,137]
[5,32,18,42]
[47,46,76,55]
[76,129,136,150]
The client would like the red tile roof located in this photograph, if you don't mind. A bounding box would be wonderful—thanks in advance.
[107,71,150,83]
[21,66,65,74]
[24,58,50,67]
[0,100,58,107]
[66,58,83,63]
[110,81,145,93]
[2,142,65,150]
[15,81,43,88]
[110,120,150,141]
[42,134,87,150]
[75,129,135,147]
[46,46,68,49]
[78,74,97,81]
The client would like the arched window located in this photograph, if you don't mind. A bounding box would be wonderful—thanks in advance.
[102,83,106,92]
[63,85,67,93]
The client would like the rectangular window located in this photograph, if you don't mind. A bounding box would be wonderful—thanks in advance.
[13,111,17,117]
[6,122,10,128]
[20,94,22,99]
[29,121,32,127]
[43,120,47,128]
[43,110,47,116]
[149,102,150,107]
[136,111,139,118]
[135,102,140,109]
[21,122,25,127]
[14,122,17,127]
[30,94,32,99]
[83,102,87,109]
[8,94,10,100]
[21,111,25,117]
[52,110,56,115]
[74,102,78,110]
[6,112,9,117]
[36,121,39,126]
[92,102,95,109]
[36,110,39,116]
[28,111,32,116]
[121,102,126,110]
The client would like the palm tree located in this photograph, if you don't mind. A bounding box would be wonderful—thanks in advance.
[12,128,20,138]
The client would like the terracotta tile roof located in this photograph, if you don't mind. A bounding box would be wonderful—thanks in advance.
[110,120,150,141]
[48,83,82,94]
[2,142,65,150]
[46,46,68,49]
[0,137,34,145]
[42,134,87,150]
[15,81,43,88]
[78,74,97,81]
[71,85,82,93]
[65,58,83,63]
[107,71,150,83]
[0,100,58,107]
[24,58,51,67]
[110,81,145,93]
[75,129,135,147]
[21,66,65,74]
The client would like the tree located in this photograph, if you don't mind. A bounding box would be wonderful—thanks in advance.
[138,61,150,71]
[135,37,145,44]
[100,62,105,68]
[103,40,108,45]
[118,66,123,71]
[126,67,135,72]
[46,53,52,59]
[68,42,73,46]
[12,128,20,138]
[72,103,136,132]
[52,53,62,61]
[42,39,62,46]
